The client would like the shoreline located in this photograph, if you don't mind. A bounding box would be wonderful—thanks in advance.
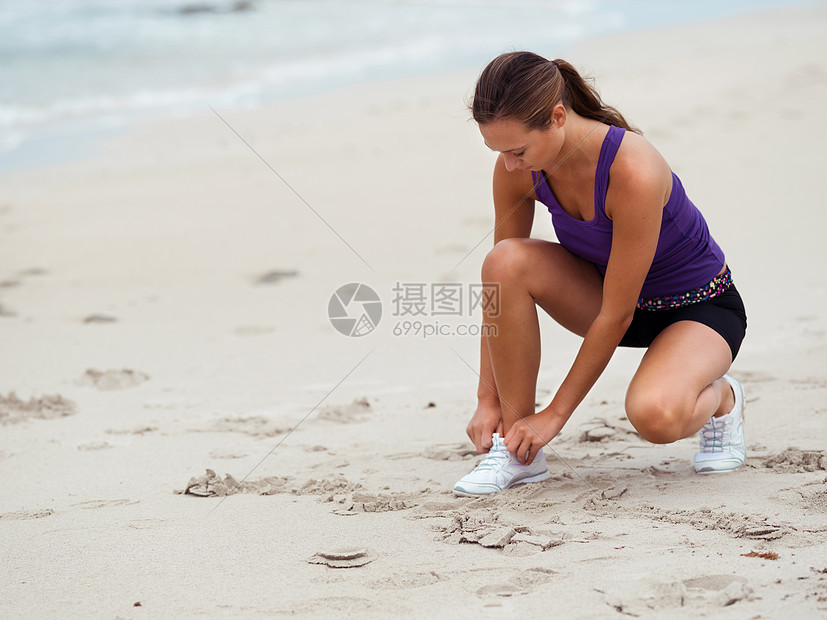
[0,0,816,178]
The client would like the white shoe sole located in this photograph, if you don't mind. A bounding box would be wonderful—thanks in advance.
[694,459,744,474]
[453,470,550,497]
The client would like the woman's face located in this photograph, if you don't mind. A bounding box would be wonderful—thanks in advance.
[479,111,565,172]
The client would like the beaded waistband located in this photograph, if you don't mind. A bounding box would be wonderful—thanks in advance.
[636,267,733,311]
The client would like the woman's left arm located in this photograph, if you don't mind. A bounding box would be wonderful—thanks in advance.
[504,138,671,463]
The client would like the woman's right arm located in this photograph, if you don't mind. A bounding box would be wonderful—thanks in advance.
[467,154,536,452]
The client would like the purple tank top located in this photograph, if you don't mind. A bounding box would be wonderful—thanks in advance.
[531,125,725,298]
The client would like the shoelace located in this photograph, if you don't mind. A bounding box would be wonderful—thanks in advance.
[700,417,732,452]
[474,447,510,471]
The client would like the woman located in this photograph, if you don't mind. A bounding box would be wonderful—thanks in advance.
[453,52,747,497]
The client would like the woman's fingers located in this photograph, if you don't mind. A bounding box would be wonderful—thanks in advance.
[504,423,527,462]
[468,422,495,453]
[504,422,544,464]
[474,430,485,453]
[519,438,534,465]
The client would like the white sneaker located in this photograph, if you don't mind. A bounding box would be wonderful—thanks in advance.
[453,433,550,496]
[694,375,746,474]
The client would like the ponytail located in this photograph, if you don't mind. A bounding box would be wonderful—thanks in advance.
[472,52,640,135]
[553,58,639,134]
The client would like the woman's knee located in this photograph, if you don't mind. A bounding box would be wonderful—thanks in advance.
[481,238,534,282]
[625,387,690,444]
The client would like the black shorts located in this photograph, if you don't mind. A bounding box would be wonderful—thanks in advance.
[619,285,747,360]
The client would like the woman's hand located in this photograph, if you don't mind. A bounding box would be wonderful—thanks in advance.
[466,401,504,453]
[504,410,566,465]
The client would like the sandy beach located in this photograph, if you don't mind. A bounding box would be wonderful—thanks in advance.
[2,3,827,617]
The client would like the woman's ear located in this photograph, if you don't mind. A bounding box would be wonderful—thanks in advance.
[551,103,567,128]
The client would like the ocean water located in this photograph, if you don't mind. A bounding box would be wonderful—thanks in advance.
[0,0,806,171]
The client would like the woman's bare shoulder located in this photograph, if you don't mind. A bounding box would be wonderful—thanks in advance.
[613,131,671,190]
[606,131,672,216]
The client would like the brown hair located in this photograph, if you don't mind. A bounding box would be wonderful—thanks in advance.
[471,51,640,134]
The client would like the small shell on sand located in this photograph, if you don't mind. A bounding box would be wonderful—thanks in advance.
[308,547,374,568]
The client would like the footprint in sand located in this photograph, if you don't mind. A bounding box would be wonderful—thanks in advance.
[83,313,117,324]
[0,393,75,424]
[736,370,777,383]
[106,426,158,436]
[208,448,249,459]
[387,443,478,461]
[776,480,827,512]
[254,269,298,285]
[475,567,558,597]
[274,596,374,615]
[77,440,113,451]
[77,368,150,390]
[683,575,755,606]
[476,583,529,597]
[19,267,47,277]
[317,398,371,424]
[308,547,375,568]
[178,469,360,498]
[0,508,55,520]
[604,581,687,614]
[72,499,138,509]
[201,415,291,438]
[607,576,754,614]
[790,376,827,389]
[423,444,479,461]
[368,571,441,589]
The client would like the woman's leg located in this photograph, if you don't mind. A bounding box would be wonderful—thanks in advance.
[481,238,604,435]
[625,320,734,443]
